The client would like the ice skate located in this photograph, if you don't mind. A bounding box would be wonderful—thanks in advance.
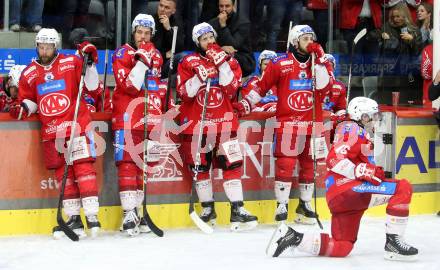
[53,215,87,240]
[266,223,303,257]
[384,234,418,261]
[85,215,101,238]
[200,201,217,226]
[230,201,258,231]
[294,199,317,225]
[275,203,288,222]
[121,209,140,237]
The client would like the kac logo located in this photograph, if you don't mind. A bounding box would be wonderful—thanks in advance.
[39,93,70,116]
[288,91,313,111]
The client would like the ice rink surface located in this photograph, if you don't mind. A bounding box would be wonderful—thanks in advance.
[0,215,439,270]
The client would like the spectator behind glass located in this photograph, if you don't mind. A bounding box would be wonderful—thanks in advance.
[416,2,432,46]
[385,0,421,22]
[264,0,304,51]
[208,0,256,77]
[339,0,383,56]
[420,42,432,107]
[176,0,201,50]
[307,0,334,48]
[153,0,185,78]
[9,0,44,32]
[370,3,423,104]
[62,0,91,48]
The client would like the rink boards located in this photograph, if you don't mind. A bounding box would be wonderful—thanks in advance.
[0,109,438,235]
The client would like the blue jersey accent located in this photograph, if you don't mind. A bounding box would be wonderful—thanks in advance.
[114,130,125,162]
[142,79,159,91]
[272,54,288,63]
[352,181,397,195]
[87,131,97,158]
[37,79,66,96]
[325,176,335,191]
[260,95,278,104]
[289,79,312,90]
[323,101,335,111]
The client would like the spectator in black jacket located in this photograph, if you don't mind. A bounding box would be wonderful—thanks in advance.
[152,0,185,78]
[208,0,256,77]
[428,70,440,126]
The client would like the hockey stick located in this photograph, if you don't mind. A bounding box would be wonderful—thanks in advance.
[164,26,178,112]
[189,78,214,234]
[286,21,293,53]
[310,53,323,230]
[56,54,90,241]
[346,28,367,104]
[101,0,109,112]
[142,73,164,237]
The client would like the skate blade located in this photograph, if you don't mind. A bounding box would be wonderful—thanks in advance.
[139,224,152,233]
[89,227,100,238]
[266,223,289,257]
[190,211,214,234]
[384,251,418,262]
[230,220,258,232]
[53,228,87,240]
[122,227,140,237]
[294,214,317,225]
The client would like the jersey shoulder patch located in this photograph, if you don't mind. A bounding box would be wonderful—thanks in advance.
[272,54,288,64]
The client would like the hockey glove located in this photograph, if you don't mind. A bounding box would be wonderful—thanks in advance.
[9,102,29,120]
[306,42,326,60]
[77,41,98,64]
[232,98,253,117]
[206,43,230,67]
[193,65,209,83]
[135,42,156,68]
[355,163,385,185]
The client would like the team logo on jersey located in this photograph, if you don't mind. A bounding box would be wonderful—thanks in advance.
[148,94,162,112]
[39,93,70,116]
[287,91,313,111]
[196,87,224,108]
[44,72,54,82]
[298,71,307,79]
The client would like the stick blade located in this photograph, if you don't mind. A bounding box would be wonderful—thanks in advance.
[56,216,79,241]
[353,28,367,44]
[143,210,164,237]
[190,211,214,234]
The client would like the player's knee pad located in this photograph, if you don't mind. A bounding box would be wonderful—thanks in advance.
[55,166,74,183]
[62,177,80,200]
[328,240,354,257]
[73,162,96,179]
[275,157,296,180]
[117,162,138,191]
[73,163,98,197]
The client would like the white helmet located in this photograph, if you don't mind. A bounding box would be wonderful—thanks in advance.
[288,25,316,47]
[132,14,156,35]
[347,97,379,122]
[8,65,27,87]
[325,53,336,68]
[35,28,60,47]
[258,50,277,66]
[192,22,217,45]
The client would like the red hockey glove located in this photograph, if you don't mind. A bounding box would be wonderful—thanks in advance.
[206,43,230,67]
[232,98,253,117]
[330,112,346,123]
[135,42,156,68]
[355,163,385,185]
[193,65,209,83]
[9,102,29,120]
[77,41,98,64]
[306,42,325,59]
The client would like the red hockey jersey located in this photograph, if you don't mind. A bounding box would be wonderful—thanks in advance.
[111,43,165,131]
[325,121,374,201]
[323,80,347,115]
[18,54,95,140]
[255,53,331,134]
[177,52,241,135]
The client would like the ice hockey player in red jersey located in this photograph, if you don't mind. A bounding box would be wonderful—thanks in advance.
[241,50,278,112]
[0,65,26,112]
[234,25,334,224]
[111,14,165,236]
[83,81,112,113]
[267,97,418,261]
[177,22,258,230]
[9,28,102,238]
